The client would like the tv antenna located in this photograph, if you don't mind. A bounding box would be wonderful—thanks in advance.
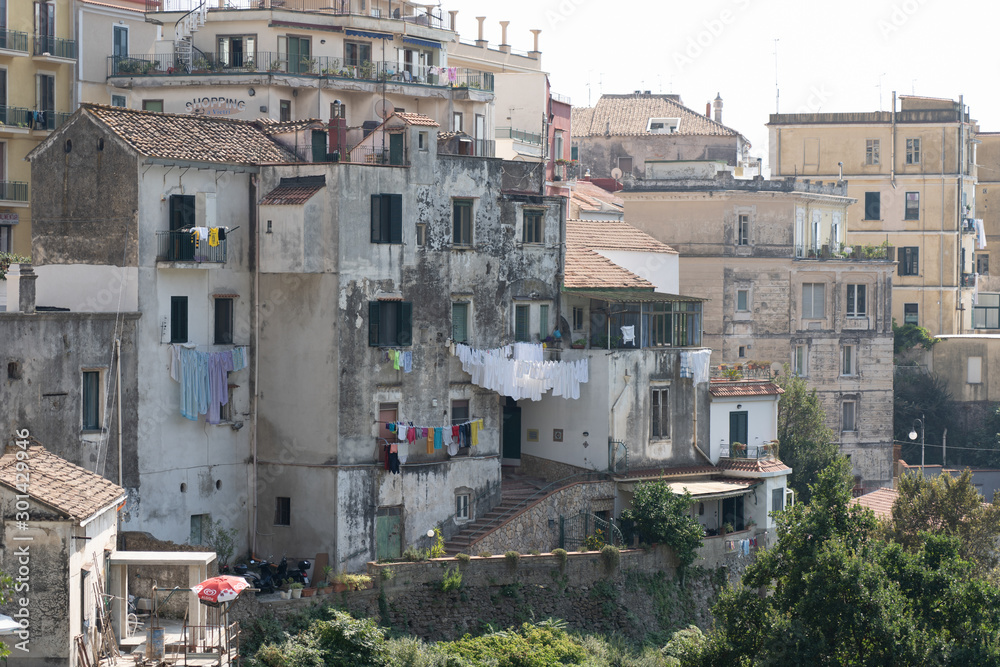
[773,38,780,114]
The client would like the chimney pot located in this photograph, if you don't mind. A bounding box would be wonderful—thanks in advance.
[713,93,723,124]
[529,29,541,54]
[448,10,458,32]
[476,16,487,46]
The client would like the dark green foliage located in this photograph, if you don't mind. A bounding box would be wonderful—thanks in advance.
[247,610,388,667]
[893,319,939,355]
[893,367,954,465]
[776,371,843,503]
[621,480,703,570]
[438,622,588,667]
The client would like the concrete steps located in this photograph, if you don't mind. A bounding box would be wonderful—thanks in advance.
[444,471,549,554]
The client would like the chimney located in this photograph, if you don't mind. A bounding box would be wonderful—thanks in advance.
[499,21,510,53]
[448,10,458,32]
[644,90,651,94]
[475,16,487,47]
[706,102,711,117]
[713,93,723,124]
[328,101,347,159]
[529,29,541,56]
[18,263,36,315]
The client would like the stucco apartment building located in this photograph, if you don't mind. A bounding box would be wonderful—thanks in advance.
[571,92,750,182]
[620,162,896,492]
[0,0,77,258]
[767,94,980,336]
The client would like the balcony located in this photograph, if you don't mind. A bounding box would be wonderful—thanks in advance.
[0,106,71,131]
[961,272,977,288]
[144,0,447,26]
[0,181,28,203]
[0,29,29,55]
[720,440,779,460]
[33,35,77,61]
[710,363,773,381]
[496,127,543,146]
[107,53,494,91]
[156,231,227,265]
[343,144,408,166]
[795,243,894,261]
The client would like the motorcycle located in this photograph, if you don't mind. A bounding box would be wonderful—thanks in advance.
[248,556,278,594]
[275,556,311,586]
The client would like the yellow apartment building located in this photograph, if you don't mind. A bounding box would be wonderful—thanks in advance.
[0,0,76,256]
[768,95,979,336]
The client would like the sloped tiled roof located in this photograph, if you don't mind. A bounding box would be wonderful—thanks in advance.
[571,180,624,213]
[717,457,791,474]
[255,118,325,135]
[393,112,440,127]
[566,219,677,254]
[564,247,654,289]
[710,381,784,398]
[850,487,899,519]
[79,104,297,164]
[260,176,325,205]
[614,465,719,480]
[0,445,126,522]
[572,93,742,138]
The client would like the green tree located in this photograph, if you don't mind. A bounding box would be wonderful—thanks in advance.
[893,367,954,465]
[620,480,703,571]
[892,319,939,357]
[776,370,842,504]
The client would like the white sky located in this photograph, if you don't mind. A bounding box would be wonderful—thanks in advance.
[454,0,998,169]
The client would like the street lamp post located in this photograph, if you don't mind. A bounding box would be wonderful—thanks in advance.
[909,414,925,469]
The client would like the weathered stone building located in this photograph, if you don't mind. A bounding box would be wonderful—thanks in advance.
[620,165,895,492]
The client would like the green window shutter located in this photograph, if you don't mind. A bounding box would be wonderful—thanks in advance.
[389,194,403,244]
[398,302,413,346]
[452,303,468,342]
[369,301,380,346]
[539,304,549,338]
[515,305,529,342]
[912,248,919,275]
[371,194,383,243]
[897,247,904,276]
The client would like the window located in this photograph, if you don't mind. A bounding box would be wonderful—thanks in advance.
[0,225,10,253]
[190,514,209,544]
[738,345,746,358]
[34,1,54,47]
[217,34,256,67]
[846,284,866,317]
[904,303,919,325]
[170,296,188,343]
[905,192,920,220]
[906,138,920,164]
[452,302,469,343]
[514,304,530,342]
[736,289,750,312]
[553,130,564,161]
[453,199,473,246]
[451,399,469,425]
[650,388,669,439]
[968,357,983,384]
[35,72,54,120]
[974,294,1000,329]
[978,254,990,276]
[279,99,291,122]
[737,214,750,245]
[772,487,785,513]
[278,35,310,74]
[370,193,403,243]
[274,497,290,526]
[214,297,234,344]
[729,411,748,445]
[898,247,920,276]
[811,211,821,251]
[142,99,163,113]
[793,344,807,376]
[416,223,427,247]
[864,192,880,220]
[618,156,633,174]
[539,304,549,339]
[572,306,584,331]
[219,383,235,422]
[111,94,126,108]
[571,145,578,160]
[418,131,427,150]
[113,24,128,58]
[452,111,463,132]
[377,403,398,455]
[522,209,544,244]
[842,400,857,432]
[455,493,470,521]
[82,370,101,430]
[344,40,371,67]
[865,139,880,165]
[368,300,412,347]
[841,344,856,376]
[802,283,825,319]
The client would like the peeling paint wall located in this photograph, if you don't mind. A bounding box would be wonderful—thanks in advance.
[575,134,742,181]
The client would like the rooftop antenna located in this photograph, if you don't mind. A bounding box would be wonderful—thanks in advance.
[658,74,663,93]
[911,79,916,95]
[877,72,886,111]
[773,38,779,113]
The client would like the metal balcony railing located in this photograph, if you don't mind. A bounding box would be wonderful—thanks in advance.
[33,35,77,59]
[156,231,227,263]
[710,363,774,381]
[344,144,408,166]
[144,0,446,25]
[496,127,543,145]
[720,441,779,460]
[0,29,29,53]
[0,181,28,202]
[961,272,978,288]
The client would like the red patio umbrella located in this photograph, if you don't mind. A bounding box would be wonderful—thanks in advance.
[192,575,251,606]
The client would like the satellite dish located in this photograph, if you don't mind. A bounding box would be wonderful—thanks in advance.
[611,167,623,180]
[374,99,393,119]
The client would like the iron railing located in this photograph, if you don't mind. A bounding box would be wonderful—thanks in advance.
[438,138,495,158]
[560,512,624,550]
[496,126,543,145]
[0,106,31,128]
[156,230,227,263]
[108,52,494,90]
[961,272,978,288]
[0,29,29,53]
[608,439,628,474]
[147,0,445,22]
[720,441,779,460]
[710,364,773,381]
[33,35,77,59]
[0,181,28,202]
[344,144,408,166]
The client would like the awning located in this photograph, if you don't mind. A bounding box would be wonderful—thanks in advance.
[666,480,755,500]
[401,35,441,50]
[345,29,393,40]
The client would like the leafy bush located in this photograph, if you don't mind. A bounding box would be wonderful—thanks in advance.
[440,566,462,592]
[584,528,606,551]
[429,528,446,558]
[504,551,520,571]
[551,548,568,569]
[401,546,429,562]
[600,544,620,574]
[248,610,389,667]
[621,480,703,571]
[455,553,471,565]
[438,622,587,667]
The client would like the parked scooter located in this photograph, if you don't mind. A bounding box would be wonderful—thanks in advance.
[248,556,278,594]
[275,556,311,586]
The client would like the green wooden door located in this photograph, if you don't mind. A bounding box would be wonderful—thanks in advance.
[729,411,748,445]
[376,507,402,560]
[389,132,404,165]
[311,130,328,162]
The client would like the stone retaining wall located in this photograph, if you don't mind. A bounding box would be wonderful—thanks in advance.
[517,454,590,482]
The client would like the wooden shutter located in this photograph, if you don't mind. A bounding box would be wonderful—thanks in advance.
[368,301,379,346]
[911,248,919,275]
[370,194,382,242]
[388,194,402,243]
[802,284,813,318]
[398,302,412,346]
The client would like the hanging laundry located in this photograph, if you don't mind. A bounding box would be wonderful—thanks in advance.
[218,227,227,241]
[471,419,481,446]
[208,227,220,247]
[397,424,408,442]
[620,325,635,346]
[434,428,443,450]
[171,344,248,422]
[402,351,412,373]
[427,428,436,454]
[393,350,401,371]
[454,343,588,402]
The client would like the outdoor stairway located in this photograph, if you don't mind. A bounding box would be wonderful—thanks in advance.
[443,471,549,555]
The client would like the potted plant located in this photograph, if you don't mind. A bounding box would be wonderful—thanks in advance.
[330,571,349,593]
[289,582,304,599]
[318,566,334,594]
[721,522,734,537]
[192,57,211,73]
[301,584,316,597]
[571,338,586,349]
[344,573,373,590]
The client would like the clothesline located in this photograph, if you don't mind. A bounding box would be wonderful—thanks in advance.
[380,418,485,464]
[169,344,248,423]
[453,342,588,401]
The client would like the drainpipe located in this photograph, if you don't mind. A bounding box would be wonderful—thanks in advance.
[609,370,631,443]
[890,90,896,189]
[116,338,123,486]
[251,174,260,555]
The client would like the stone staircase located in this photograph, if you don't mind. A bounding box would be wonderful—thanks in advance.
[443,470,547,555]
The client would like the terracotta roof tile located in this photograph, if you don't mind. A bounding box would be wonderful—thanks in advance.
[566,219,677,254]
[260,176,325,205]
[717,457,791,474]
[572,93,741,138]
[256,118,325,135]
[564,247,654,289]
[0,445,126,522]
[80,104,297,165]
[393,112,440,127]
[615,465,719,480]
[850,487,899,519]
[710,381,785,398]
[571,180,624,212]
